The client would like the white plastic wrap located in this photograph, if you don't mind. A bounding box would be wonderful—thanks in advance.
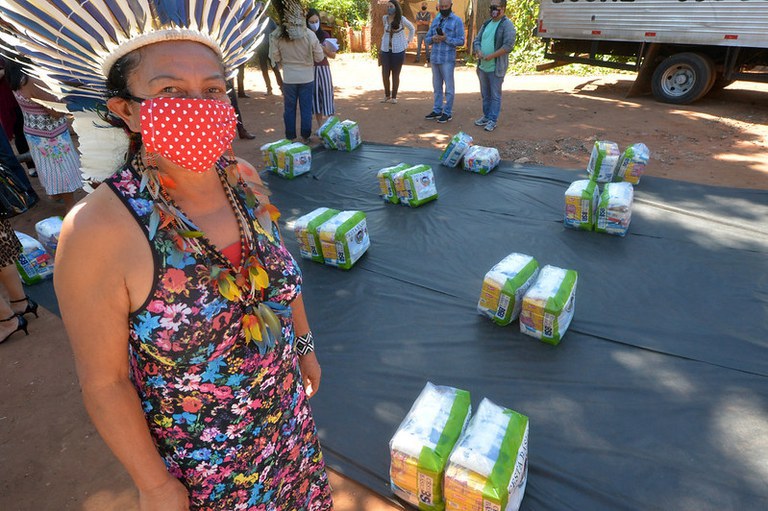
[596,182,634,236]
[614,143,649,184]
[462,145,500,174]
[587,141,620,183]
[439,132,473,168]
[35,216,63,256]
[519,265,578,345]
[478,253,540,326]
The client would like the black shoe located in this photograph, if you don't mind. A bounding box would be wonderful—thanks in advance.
[237,92,250,98]
[437,113,452,123]
[238,125,256,140]
[425,111,441,120]
[0,314,28,344]
[10,296,38,318]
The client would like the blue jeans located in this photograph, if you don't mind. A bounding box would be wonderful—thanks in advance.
[477,68,505,123]
[416,33,430,61]
[431,62,456,116]
[283,81,314,139]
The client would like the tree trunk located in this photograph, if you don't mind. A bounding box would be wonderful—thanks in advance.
[369,1,389,55]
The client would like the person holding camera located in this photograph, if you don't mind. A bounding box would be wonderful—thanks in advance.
[424,0,465,123]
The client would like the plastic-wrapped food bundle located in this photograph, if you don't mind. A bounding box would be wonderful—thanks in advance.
[393,165,438,207]
[587,141,620,183]
[35,216,63,256]
[478,253,540,326]
[331,120,362,151]
[614,143,649,184]
[439,132,473,168]
[317,116,340,149]
[259,139,291,171]
[293,208,340,262]
[596,182,634,236]
[15,231,54,285]
[317,211,370,269]
[390,382,472,511]
[519,265,578,345]
[564,179,599,231]
[463,145,500,175]
[273,142,311,179]
[444,398,529,511]
[377,163,410,204]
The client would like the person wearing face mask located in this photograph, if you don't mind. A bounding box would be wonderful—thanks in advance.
[379,1,415,104]
[472,0,516,132]
[424,0,465,123]
[414,2,432,64]
[306,9,337,130]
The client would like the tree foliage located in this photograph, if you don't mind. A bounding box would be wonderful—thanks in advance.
[307,0,369,26]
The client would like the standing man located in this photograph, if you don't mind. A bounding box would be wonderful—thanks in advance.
[415,2,432,64]
[472,0,515,132]
[424,0,465,123]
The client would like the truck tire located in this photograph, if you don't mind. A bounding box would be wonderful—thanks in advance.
[651,53,715,104]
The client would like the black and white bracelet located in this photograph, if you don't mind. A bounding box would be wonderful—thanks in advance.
[295,331,315,356]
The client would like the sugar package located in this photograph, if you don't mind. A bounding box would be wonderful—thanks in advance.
[293,208,340,262]
[519,265,578,345]
[35,216,63,256]
[15,231,54,285]
[392,165,438,207]
[440,132,473,168]
[390,382,471,511]
[587,141,620,183]
[273,142,311,179]
[317,116,340,149]
[564,179,599,231]
[444,398,529,511]
[478,253,540,326]
[332,120,362,151]
[316,210,370,269]
[259,139,291,171]
[462,145,500,175]
[377,163,410,204]
[595,182,634,236]
[614,143,649,184]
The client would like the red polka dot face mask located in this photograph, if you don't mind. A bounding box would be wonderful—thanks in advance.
[139,97,238,173]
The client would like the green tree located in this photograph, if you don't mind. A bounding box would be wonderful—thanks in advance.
[308,0,369,26]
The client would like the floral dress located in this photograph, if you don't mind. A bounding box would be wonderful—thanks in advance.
[105,161,333,510]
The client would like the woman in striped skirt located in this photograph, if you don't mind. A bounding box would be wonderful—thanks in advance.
[306,9,337,130]
[8,64,82,212]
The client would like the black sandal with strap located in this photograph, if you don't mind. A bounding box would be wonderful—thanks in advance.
[10,296,38,318]
[0,314,28,344]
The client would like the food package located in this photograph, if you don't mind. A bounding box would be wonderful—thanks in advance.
[377,163,410,204]
[317,116,340,149]
[331,119,362,151]
[478,253,540,326]
[393,165,438,207]
[293,208,340,262]
[444,398,529,511]
[15,231,54,285]
[439,132,473,168]
[564,179,599,231]
[390,382,472,511]
[462,145,500,175]
[587,140,620,183]
[273,142,312,179]
[260,139,292,171]
[614,143,649,184]
[35,216,63,256]
[595,182,634,237]
[519,265,578,345]
[316,210,370,269]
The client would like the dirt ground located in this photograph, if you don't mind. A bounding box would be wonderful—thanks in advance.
[2,53,767,511]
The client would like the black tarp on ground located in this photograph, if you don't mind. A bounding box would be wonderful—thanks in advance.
[265,143,768,510]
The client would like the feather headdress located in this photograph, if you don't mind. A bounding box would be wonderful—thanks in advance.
[0,0,270,181]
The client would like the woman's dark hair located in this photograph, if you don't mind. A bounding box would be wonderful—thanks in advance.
[306,8,326,42]
[388,1,403,32]
[104,51,144,161]
[3,53,31,91]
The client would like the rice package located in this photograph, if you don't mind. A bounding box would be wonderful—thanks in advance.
[444,398,529,511]
[519,265,578,345]
[35,216,63,256]
[317,210,370,269]
[587,141,620,183]
[317,116,340,149]
[463,146,500,175]
[478,253,540,326]
[595,182,634,237]
[614,143,649,184]
[393,164,438,207]
[332,119,362,151]
[259,139,291,171]
[390,382,471,511]
[564,179,599,231]
[439,132,473,168]
[293,208,340,262]
[273,142,312,179]
[15,231,54,285]
[377,163,410,204]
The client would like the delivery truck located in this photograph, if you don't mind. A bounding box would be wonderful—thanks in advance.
[536,0,768,104]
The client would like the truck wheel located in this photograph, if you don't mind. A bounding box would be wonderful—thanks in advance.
[651,53,715,104]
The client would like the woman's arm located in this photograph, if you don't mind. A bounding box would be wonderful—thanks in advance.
[54,192,189,510]
[290,293,322,398]
[321,32,337,59]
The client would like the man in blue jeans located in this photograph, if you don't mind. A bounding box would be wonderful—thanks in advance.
[472,0,515,132]
[424,0,465,123]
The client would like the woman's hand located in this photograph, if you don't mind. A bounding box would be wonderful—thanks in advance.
[138,476,190,511]
[298,352,322,398]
